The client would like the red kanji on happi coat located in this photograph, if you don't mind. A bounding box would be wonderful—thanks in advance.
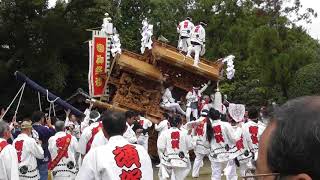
[14,140,24,163]
[119,169,142,180]
[139,120,144,127]
[195,119,206,136]
[0,140,8,153]
[213,125,225,143]
[170,131,180,149]
[113,144,142,180]
[195,25,200,32]
[183,21,189,28]
[86,122,102,153]
[236,137,245,150]
[249,126,259,144]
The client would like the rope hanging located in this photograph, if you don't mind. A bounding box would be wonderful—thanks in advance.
[0,83,26,120]
[46,89,59,119]
[38,92,42,112]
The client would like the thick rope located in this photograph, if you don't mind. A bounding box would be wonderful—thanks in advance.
[14,83,26,117]
[38,92,42,112]
[0,83,26,120]
[46,90,59,118]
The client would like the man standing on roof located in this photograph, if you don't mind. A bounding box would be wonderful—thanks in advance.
[177,17,194,53]
[186,22,207,67]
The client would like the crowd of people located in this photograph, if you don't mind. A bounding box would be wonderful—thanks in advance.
[1,91,320,180]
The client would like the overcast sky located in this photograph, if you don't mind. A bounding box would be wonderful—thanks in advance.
[48,0,319,40]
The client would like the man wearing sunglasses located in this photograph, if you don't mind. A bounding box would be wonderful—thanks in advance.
[243,96,320,180]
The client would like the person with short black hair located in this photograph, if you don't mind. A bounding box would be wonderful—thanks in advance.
[48,121,78,179]
[123,110,138,144]
[157,115,195,180]
[251,96,320,180]
[154,113,171,168]
[76,111,153,180]
[78,111,103,155]
[31,111,55,180]
[0,120,19,180]
[236,107,266,177]
[136,113,153,151]
[208,108,244,180]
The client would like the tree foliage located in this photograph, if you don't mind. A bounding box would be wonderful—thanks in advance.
[288,63,320,98]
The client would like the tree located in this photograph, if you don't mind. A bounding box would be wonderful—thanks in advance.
[288,63,320,98]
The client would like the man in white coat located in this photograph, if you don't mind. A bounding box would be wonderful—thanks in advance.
[76,111,153,180]
[0,120,19,180]
[123,111,138,144]
[48,121,79,180]
[208,108,244,180]
[154,113,170,168]
[161,86,185,115]
[237,107,266,177]
[185,81,210,122]
[136,114,153,151]
[78,114,102,155]
[186,22,207,67]
[177,17,194,52]
[13,120,44,180]
[191,115,210,178]
[157,115,195,180]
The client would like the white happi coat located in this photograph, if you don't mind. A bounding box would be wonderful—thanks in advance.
[192,117,210,155]
[65,117,81,139]
[48,132,79,179]
[161,88,176,106]
[158,127,195,168]
[137,117,153,151]
[237,120,266,164]
[177,19,194,38]
[0,138,19,180]
[186,85,208,108]
[13,133,44,180]
[123,122,138,144]
[190,25,205,45]
[80,108,91,132]
[209,119,245,163]
[76,135,153,180]
[91,130,108,149]
[78,121,102,155]
[155,120,169,136]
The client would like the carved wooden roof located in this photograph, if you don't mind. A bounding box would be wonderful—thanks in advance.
[113,41,223,82]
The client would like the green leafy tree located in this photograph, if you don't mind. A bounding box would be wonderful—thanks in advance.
[288,63,320,98]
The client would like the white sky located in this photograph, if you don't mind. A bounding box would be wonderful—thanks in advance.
[49,0,319,40]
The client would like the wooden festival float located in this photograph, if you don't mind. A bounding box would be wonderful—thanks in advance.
[86,14,225,159]
[89,40,224,158]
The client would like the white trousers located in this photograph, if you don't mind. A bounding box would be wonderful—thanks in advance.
[192,152,206,177]
[162,103,186,115]
[178,37,190,52]
[210,160,238,180]
[186,44,202,66]
[159,162,191,180]
[186,107,198,122]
